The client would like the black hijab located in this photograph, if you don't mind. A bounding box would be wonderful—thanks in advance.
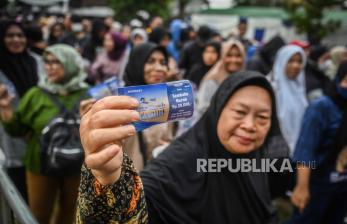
[149,27,171,45]
[123,43,169,165]
[123,43,168,86]
[0,20,38,97]
[141,71,280,224]
[187,41,221,88]
[305,45,331,95]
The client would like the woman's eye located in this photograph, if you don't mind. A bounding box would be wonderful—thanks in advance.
[233,110,246,117]
[258,115,269,120]
[257,115,270,125]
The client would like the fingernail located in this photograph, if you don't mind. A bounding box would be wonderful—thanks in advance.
[131,111,140,121]
[130,98,139,107]
[127,125,136,136]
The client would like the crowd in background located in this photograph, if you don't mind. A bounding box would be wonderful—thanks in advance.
[0,11,346,224]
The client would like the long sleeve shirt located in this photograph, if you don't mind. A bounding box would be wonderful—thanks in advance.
[2,87,86,173]
[76,154,148,223]
[292,96,347,185]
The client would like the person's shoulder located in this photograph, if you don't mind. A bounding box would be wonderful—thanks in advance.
[310,95,334,107]
[25,86,41,95]
[17,87,45,107]
[200,79,219,89]
[308,96,337,114]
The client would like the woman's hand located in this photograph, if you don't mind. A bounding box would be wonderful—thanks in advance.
[79,99,96,117]
[291,184,310,214]
[80,96,140,185]
[336,146,347,173]
[0,84,14,121]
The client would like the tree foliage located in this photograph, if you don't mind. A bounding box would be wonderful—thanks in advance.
[284,0,343,44]
[108,0,173,23]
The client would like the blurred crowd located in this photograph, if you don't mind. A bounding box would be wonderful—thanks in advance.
[0,12,346,224]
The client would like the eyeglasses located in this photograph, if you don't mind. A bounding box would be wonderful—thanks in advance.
[44,59,61,66]
[5,32,25,39]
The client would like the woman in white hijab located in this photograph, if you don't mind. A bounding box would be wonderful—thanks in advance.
[131,28,148,46]
[269,45,308,156]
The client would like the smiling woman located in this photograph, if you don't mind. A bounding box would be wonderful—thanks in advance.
[76,71,283,223]
[269,45,307,156]
[196,39,246,120]
[119,43,172,171]
[217,85,272,154]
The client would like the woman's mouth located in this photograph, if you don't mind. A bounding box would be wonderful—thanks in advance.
[235,135,255,145]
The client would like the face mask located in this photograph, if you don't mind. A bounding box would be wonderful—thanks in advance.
[337,85,347,100]
[318,59,332,73]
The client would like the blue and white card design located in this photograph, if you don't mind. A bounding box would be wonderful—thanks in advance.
[88,77,122,100]
[116,80,194,131]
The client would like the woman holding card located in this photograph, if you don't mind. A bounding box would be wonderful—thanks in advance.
[76,71,285,223]
[121,42,174,171]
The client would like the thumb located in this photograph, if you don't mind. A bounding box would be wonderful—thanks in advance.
[299,202,305,214]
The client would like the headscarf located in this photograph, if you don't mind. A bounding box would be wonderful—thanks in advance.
[203,39,246,84]
[308,45,328,63]
[130,28,148,43]
[148,27,171,45]
[141,71,280,224]
[106,32,127,61]
[48,22,65,45]
[123,43,168,86]
[0,20,38,97]
[186,41,221,87]
[272,45,308,155]
[167,19,187,61]
[259,35,285,66]
[305,45,331,98]
[326,46,347,80]
[39,44,88,94]
[331,46,347,68]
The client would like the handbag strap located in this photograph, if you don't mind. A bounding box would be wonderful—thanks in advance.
[39,88,88,114]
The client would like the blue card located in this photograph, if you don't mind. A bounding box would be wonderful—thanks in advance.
[88,77,122,100]
[116,80,194,131]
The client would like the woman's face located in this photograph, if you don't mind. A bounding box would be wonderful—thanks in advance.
[44,53,65,83]
[217,86,272,154]
[159,35,170,48]
[121,25,131,40]
[104,33,114,52]
[133,35,145,46]
[144,50,168,84]
[203,46,219,66]
[224,46,244,73]
[52,24,64,38]
[4,25,27,54]
[285,53,303,79]
[340,75,347,88]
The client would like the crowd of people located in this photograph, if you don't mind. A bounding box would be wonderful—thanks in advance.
[0,12,346,224]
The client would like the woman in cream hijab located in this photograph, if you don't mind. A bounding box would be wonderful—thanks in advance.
[196,39,246,119]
